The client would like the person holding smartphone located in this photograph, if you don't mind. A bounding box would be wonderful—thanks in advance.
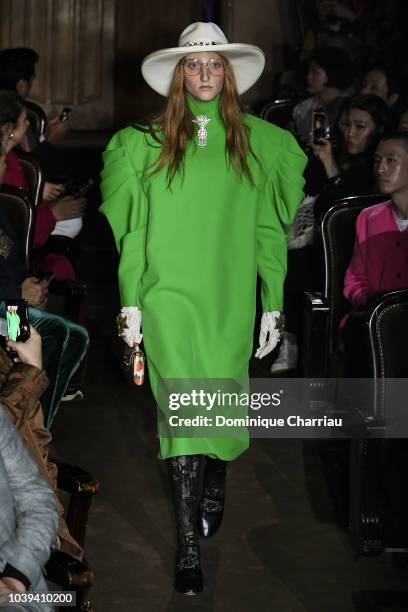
[0,322,84,562]
[0,116,89,428]
[313,94,389,220]
[292,46,354,148]
[0,47,72,174]
[0,325,58,609]
[0,91,86,285]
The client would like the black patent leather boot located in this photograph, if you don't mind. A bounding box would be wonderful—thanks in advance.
[166,455,204,595]
[198,457,227,538]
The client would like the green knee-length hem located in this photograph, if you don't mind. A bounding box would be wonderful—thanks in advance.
[100,95,306,460]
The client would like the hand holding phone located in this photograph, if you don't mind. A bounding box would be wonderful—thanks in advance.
[21,277,48,308]
[42,182,65,202]
[6,325,42,370]
[59,107,72,123]
[47,110,72,145]
[50,196,87,221]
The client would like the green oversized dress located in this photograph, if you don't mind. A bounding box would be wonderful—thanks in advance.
[100,95,306,460]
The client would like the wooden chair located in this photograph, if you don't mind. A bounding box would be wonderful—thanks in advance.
[0,185,34,269]
[25,100,47,142]
[349,290,408,556]
[17,151,45,207]
[45,461,100,611]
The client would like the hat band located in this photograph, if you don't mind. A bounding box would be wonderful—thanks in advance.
[184,40,220,47]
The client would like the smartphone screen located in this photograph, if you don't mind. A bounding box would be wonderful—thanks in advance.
[5,299,30,342]
[312,111,327,145]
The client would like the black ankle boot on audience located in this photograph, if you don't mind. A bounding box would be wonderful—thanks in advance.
[166,454,204,595]
[198,457,228,538]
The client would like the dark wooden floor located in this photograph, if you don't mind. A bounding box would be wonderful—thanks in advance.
[53,366,408,611]
[51,140,408,612]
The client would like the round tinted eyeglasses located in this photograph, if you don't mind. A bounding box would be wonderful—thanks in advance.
[183,58,224,76]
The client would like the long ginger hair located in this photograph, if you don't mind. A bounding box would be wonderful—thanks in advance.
[142,56,256,186]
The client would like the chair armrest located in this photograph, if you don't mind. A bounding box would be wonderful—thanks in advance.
[54,462,99,548]
[370,289,408,311]
[304,291,329,310]
[302,292,330,377]
[54,461,100,496]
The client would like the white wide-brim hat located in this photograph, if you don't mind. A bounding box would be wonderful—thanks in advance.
[141,22,265,97]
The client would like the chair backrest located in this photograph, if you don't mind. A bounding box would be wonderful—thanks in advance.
[260,99,298,129]
[0,185,34,269]
[321,194,385,356]
[25,100,47,141]
[17,152,44,207]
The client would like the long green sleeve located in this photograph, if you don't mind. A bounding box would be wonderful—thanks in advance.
[256,131,307,311]
[99,128,149,308]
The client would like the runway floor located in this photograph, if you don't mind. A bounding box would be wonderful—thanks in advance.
[52,323,408,611]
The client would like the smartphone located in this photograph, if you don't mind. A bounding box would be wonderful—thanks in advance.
[5,299,30,342]
[73,179,94,199]
[59,107,72,123]
[312,111,328,145]
[63,178,93,198]
[42,272,55,282]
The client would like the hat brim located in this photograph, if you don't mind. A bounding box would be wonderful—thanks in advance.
[141,43,265,96]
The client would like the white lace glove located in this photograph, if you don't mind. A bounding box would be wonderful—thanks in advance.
[255,311,285,359]
[116,306,143,347]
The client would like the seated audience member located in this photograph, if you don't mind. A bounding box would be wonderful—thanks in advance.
[0,401,58,607]
[344,132,408,309]
[342,132,408,374]
[292,46,354,147]
[271,95,388,373]
[313,94,389,220]
[0,91,86,283]
[360,65,400,107]
[0,140,89,427]
[0,322,83,560]
[0,47,70,182]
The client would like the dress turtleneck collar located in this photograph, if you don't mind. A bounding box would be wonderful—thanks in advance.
[186,94,221,120]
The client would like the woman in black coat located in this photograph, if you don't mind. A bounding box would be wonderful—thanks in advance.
[313,94,389,220]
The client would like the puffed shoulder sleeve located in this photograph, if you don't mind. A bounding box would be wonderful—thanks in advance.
[100,128,148,308]
[257,131,307,311]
